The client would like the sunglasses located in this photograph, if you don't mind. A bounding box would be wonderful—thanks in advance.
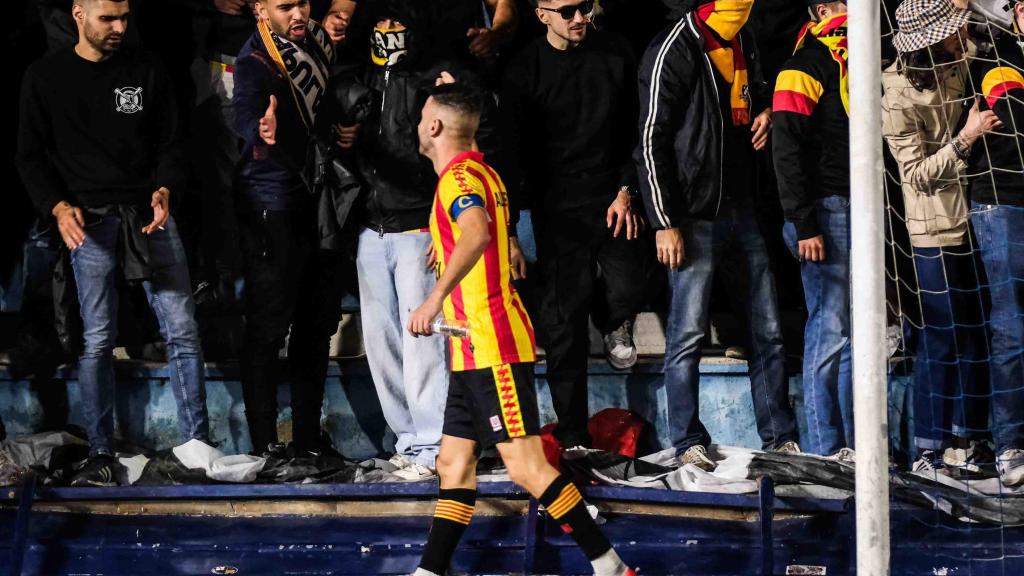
[538,0,594,21]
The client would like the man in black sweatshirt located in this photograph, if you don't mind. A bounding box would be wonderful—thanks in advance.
[771,0,853,460]
[15,0,210,485]
[501,0,650,449]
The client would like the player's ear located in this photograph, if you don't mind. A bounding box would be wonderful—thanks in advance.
[72,3,85,22]
[430,118,443,138]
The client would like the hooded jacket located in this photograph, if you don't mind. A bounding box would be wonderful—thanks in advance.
[634,9,769,228]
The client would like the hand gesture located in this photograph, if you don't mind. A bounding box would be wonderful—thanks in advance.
[334,123,360,150]
[656,227,685,269]
[425,242,437,270]
[960,97,1002,146]
[143,187,170,234]
[509,237,527,280]
[259,95,278,145]
[214,0,246,15]
[324,11,350,44]
[797,234,826,262]
[750,108,772,151]
[408,295,443,337]
[435,71,457,86]
[467,27,502,61]
[53,202,86,250]
[607,189,640,240]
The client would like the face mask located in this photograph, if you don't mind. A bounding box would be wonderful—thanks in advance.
[371,24,408,67]
[698,0,754,41]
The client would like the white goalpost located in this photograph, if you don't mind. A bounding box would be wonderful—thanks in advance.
[848,0,891,573]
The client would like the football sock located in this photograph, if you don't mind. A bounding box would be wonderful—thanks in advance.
[538,475,629,576]
[417,488,476,576]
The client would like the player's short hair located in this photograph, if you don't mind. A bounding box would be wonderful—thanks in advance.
[73,0,128,6]
[428,83,483,120]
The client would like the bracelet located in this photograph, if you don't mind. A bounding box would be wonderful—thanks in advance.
[951,135,970,162]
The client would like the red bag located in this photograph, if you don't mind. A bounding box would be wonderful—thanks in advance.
[587,408,648,459]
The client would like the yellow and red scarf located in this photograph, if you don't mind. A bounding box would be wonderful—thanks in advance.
[695,0,753,126]
[794,13,849,115]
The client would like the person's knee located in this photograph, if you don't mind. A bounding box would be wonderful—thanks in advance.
[436,448,475,484]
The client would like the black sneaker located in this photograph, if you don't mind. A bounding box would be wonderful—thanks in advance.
[70,454,126,487]
[603,320,638,370]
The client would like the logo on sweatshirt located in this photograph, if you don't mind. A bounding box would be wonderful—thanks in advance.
[114,87,143,114]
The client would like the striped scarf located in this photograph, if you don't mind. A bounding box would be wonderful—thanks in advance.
[695,0,753,126]
[256,18,334,130]
[794,13,849,115]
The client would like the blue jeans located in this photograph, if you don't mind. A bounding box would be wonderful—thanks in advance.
[910,242,989,451]
[972,203,1024,452]
[71,213,209,456]
[664,203,798,454]
[783,196,853,456]
[356,228,448,468]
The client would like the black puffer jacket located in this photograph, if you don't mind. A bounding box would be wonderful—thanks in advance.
[634,11,769,228]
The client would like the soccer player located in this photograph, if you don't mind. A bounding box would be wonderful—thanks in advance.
[407,79,634,576]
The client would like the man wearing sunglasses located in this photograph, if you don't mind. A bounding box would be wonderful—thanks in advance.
[501,0,651,450]
[635,0,800,472]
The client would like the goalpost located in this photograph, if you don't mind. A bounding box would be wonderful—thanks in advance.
[848,0,891,573]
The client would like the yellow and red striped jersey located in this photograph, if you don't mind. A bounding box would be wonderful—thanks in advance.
[429,151,536,372]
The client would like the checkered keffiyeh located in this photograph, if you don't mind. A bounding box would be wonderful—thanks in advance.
[892,0,971,53]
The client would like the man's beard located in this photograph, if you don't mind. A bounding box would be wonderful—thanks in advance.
[87,29,122,54]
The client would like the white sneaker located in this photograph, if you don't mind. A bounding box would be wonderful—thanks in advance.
[388,453,413,471]
[603,321,638,370]
[827,447,856,465]
[773,441,801,454]
[679,445,717,472]
[998,449,1024,487]
[392,462,436,481]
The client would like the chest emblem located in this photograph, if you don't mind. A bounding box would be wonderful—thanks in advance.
[114,87,143,114]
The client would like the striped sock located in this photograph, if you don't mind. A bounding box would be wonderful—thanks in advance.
[539,475,629,576]
[418,488,476,576]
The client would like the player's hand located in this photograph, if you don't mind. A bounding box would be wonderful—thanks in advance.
[143,187,170,234]
[435,71,457,86]
[259,95,278,145]
[425,242,437,270]
[53,201,86,250]
[751,108,772,151]
[656,227,685,269]
[797,235,826,262]
[335,123,360,150]
[408,295,443,337]
[467,27,503,61]
[509,237,527,280]
[324,10,350,44]
[214,0,246,15]
[960,97,1002,146]
[606,189,640,240]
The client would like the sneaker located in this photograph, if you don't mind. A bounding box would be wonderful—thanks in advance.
[679,445,716,472]
[392,462,436,481]
[828,447,856,465]
[388,453,413,471]
[912,450,950,476]
[773,441,801,454]
[70,454,125,487]
[724,346,747,361]
[998,449,1024,487]
[603,320,638,370]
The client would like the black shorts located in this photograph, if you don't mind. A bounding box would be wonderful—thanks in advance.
[443,362,541,449]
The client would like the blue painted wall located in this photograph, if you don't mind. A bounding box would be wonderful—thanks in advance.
[0,360,913,458]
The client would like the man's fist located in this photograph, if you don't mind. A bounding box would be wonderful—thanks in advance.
[214,0,246,15]
[656,227,685,269]
[324,11,350,44]
[259,95,278,145]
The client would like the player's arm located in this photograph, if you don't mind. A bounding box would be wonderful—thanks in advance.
[407,206,491,337]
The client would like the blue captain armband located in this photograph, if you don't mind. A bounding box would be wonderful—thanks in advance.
[449,194,485,220]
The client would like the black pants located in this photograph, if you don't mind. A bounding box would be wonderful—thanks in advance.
[239,209,346,453]
[534,199,652,447]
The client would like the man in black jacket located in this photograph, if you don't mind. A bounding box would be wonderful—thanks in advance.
[968,0,1024,487]
[232,0,345,458]
[16,0,210,485]
[635,0,799,471]
[501,0,650,449]
[772,0,852,460]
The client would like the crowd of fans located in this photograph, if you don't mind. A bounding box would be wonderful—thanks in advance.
[4,0,1024,489]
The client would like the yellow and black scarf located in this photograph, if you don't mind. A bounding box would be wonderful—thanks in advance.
[256,18,334,130]
[794,13,849,115]
[695,0,753,126]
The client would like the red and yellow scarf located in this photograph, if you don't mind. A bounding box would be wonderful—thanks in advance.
[794,13,849,115]
[695,0,753,126]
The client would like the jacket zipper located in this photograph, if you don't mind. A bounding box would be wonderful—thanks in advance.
[371,68,391,238]
[688,15,724,219]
